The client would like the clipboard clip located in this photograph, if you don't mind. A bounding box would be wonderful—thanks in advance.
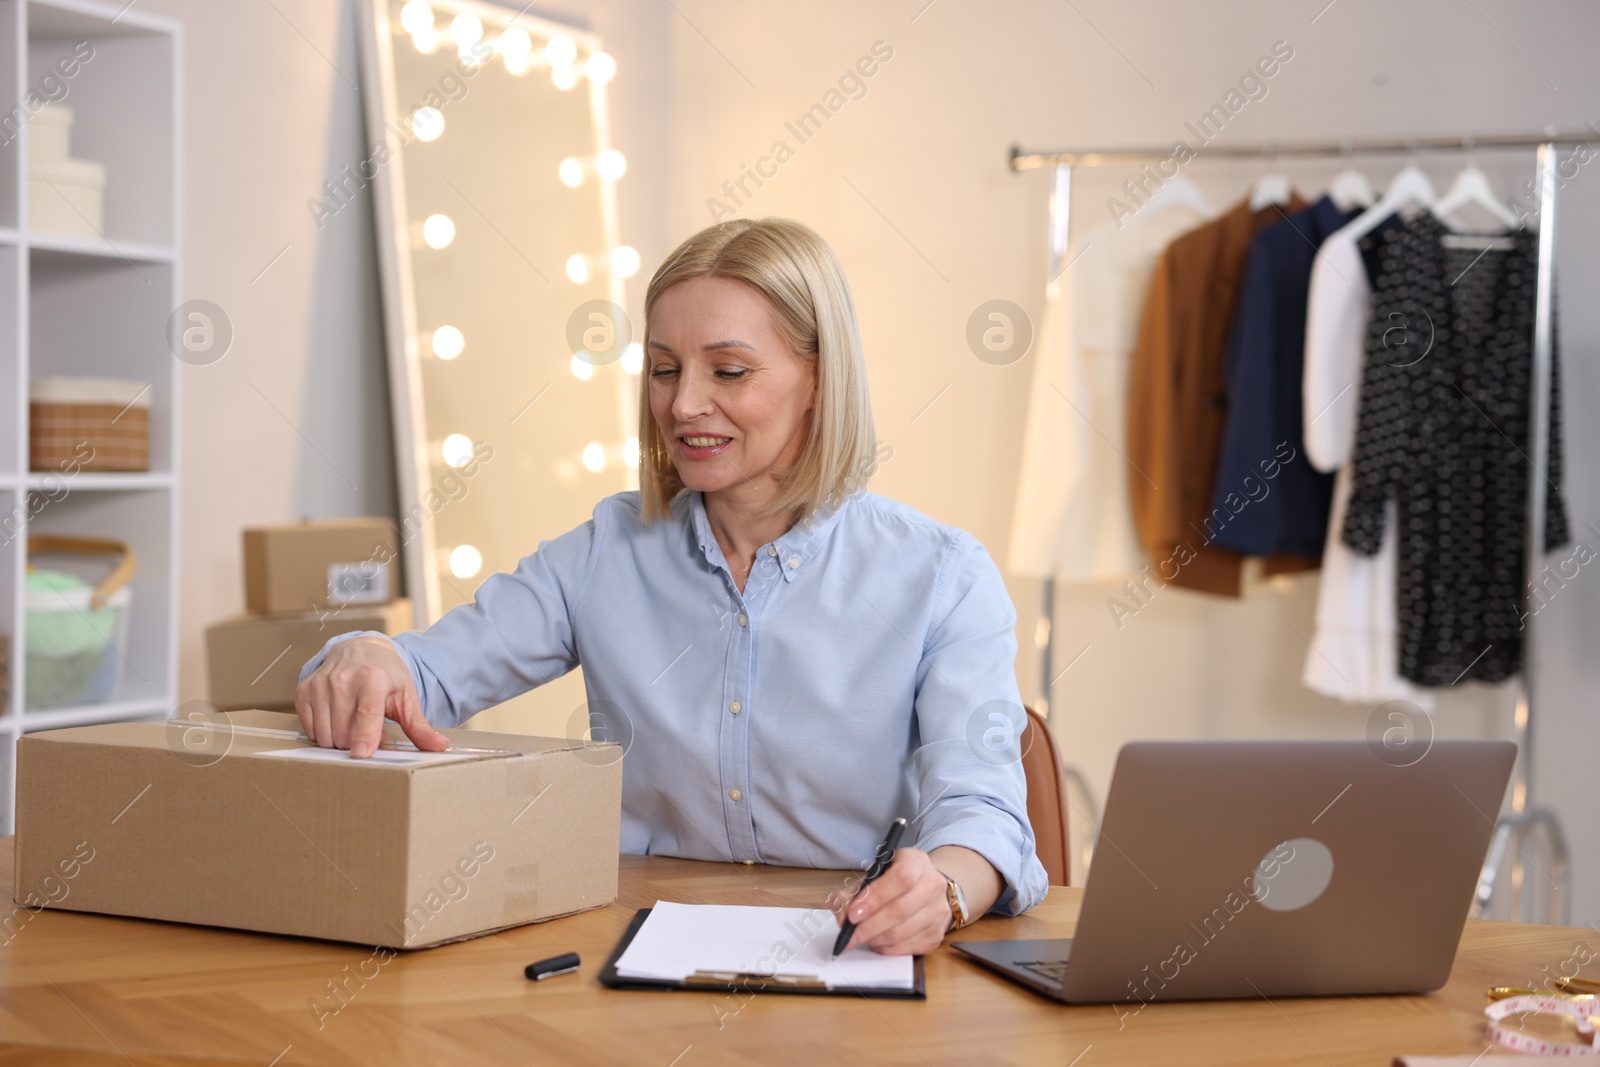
[684,970,828,990]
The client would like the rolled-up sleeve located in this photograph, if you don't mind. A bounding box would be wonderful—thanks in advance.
[297,511,602,727]
[909,536,1050,916]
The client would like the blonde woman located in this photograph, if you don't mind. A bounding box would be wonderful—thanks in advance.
[298,218,1049,955]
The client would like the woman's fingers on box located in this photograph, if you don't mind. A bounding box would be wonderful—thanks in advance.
[397,684,449,751]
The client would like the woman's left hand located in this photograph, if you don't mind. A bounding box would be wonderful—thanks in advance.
[830,847,951,956]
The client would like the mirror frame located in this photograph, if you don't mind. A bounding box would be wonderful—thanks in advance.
[355,0,624,626]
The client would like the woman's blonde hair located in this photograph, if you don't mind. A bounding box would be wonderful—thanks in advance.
[639,217,877,524]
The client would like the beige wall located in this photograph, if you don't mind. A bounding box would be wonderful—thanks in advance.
[156,1,1600,918]
[147,0,395,696]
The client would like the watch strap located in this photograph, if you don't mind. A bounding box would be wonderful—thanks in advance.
[942,874,969,932]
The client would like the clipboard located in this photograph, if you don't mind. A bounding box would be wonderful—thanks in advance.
[598,907,927,1000]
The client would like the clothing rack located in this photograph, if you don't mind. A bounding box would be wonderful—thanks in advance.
[1010,130,1589,923]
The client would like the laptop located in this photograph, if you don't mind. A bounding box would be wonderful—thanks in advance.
[951,739,1515,1008]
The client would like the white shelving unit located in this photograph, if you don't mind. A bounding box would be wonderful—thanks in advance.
[0,0,181,833]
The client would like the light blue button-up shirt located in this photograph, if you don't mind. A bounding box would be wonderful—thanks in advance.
[301,489,1049,916]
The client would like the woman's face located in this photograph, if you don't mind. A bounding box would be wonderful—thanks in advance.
[647,275,816,501]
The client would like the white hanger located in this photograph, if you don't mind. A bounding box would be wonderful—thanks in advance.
[1327,142,1376,212]
[1341,160,1437,241]
[1139,175,1214,219]
[1249,173,1293,210]
[1432,162,1520,229]
[1328,160,1376,211]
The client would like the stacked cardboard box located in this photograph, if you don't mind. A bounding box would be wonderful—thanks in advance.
[206,519,409,711]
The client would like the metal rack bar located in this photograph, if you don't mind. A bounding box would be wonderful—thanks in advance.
[1009,130,1597,169]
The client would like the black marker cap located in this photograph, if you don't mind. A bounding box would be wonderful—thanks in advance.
[525,952,581,981]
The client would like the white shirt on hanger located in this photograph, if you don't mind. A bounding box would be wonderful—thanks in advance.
[1009,205,1208,582]
[1301,222,1434,709]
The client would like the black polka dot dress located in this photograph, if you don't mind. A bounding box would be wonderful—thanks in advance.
[1341,213,1568,687]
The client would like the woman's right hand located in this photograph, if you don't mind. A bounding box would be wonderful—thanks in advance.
[295,635,450,758]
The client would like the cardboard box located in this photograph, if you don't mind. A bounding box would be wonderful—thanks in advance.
[15,710,622,949]
[206,598,414,711]
[244,518,399,614]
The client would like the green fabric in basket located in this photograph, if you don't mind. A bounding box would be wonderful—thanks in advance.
[26,568,119,707]
[26,568,117,657]
[27,647,110,707]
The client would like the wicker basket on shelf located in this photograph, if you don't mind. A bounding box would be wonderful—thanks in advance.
[29,376,152,473]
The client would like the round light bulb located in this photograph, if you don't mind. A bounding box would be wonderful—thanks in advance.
[449,12,483,46]
[449,544,483,579]
[620,342,643,376]
[551,65,578,91]
[441,433,474,468]
[581,441,606,472]
[611,245,641,279]
[411,28,439,55]
[587,52,617,84]
[595,149,627,182]
[431,325,464,360]
[422,213,456,249]
[545,35,577,67]
[566,254,589,284]
[399,0,434,36]
[504,53,531,76]
[569,353,595,381]
[411,106,444,142]
[558,157,584,188]
[622,436,640,469]
[498,26,532,61]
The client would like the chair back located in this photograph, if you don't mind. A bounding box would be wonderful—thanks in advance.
[1021,705,1072,885]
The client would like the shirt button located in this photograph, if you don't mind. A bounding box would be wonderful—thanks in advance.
[741,860,756,866]
[729,789,742,801]
[787,558,799,569]
[729,701,742,714]
[737,614,748,626]
[766,546,777,557]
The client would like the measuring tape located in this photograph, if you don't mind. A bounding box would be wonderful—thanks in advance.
[1485,992,1600,1056]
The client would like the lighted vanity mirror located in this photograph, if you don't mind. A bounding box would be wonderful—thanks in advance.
[358,0,639,730]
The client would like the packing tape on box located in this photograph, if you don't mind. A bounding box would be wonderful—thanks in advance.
[166,719,301,742]
[504,862,539,922]
[499,740,623,799]
[504,753,549,799]
[162,718,524,757]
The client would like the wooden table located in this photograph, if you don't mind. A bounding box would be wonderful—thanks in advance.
[0,838,1590,1065]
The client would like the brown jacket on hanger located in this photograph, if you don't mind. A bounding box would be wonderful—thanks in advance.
[1125,194,1319,596]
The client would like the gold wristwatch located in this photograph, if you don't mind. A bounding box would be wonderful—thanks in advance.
[942,874,970,932]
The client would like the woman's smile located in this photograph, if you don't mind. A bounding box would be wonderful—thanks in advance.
[677,433,735,459]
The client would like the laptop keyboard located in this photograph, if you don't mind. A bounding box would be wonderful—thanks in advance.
[1017,960,1069,983]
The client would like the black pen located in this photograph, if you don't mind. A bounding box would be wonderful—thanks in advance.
[832,816,907,958]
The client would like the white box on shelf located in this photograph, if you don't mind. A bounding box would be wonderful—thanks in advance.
[30,103,73,166]
[29,157,106,239]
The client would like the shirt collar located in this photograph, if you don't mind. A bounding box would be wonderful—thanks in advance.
[1306,194,1359,239]
[687,490,852,583]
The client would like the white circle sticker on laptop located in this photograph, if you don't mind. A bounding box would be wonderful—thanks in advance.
[1251,837,1335,912]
